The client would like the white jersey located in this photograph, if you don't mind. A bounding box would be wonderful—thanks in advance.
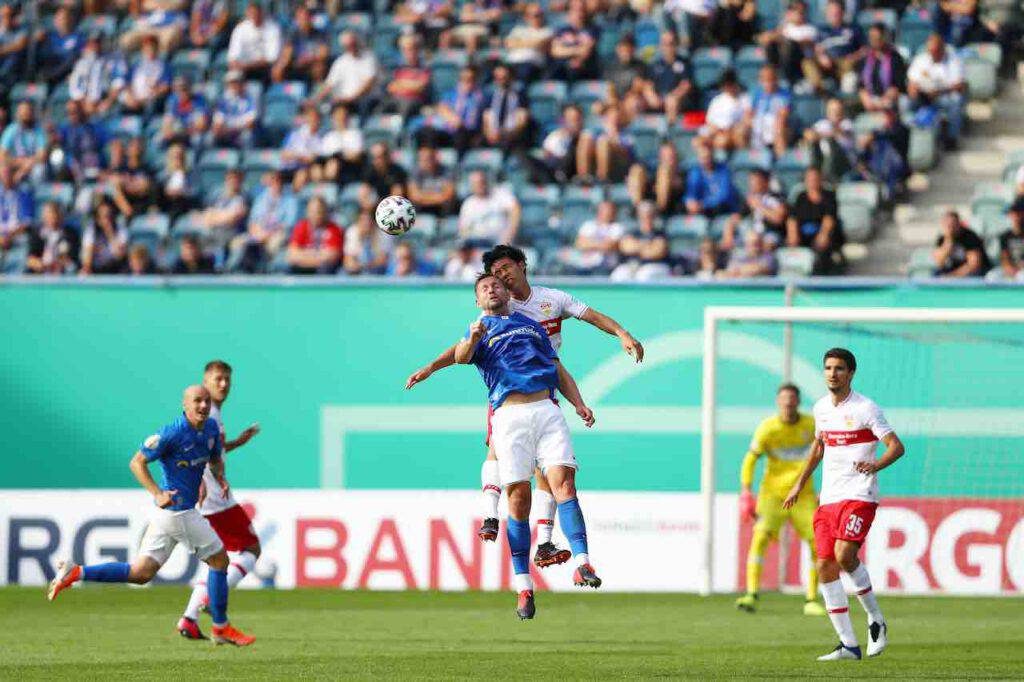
[509,285,588,352]
[200,402,239,515]
[813,390,893,505]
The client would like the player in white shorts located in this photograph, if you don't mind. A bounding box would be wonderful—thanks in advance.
[784,348,905,662]
[406,244,644,567]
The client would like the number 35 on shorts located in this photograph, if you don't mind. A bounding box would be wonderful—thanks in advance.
[845,514,864,535]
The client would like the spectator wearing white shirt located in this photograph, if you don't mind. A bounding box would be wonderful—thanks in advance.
[120,0,187,54]
[758,0,818,88]
[908,34,966,147]
[700,69,745,152]
[504,4,552,83]
[343,210,393,275]
[317,31,378,118]
[320,104,365,184]
[210,70,259,148]
[120,35,171,115]
[663,0,716,50]
[457,170,520,247]
[444,241,484,281]
[227,3,282,80]
[280,104,323,189]
[563,200,625,275]
[534,103,583,184]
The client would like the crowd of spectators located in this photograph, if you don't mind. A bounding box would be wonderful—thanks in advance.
[0,0,1012,279]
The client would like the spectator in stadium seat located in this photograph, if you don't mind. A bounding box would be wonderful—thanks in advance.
[561,199,625,275]
[611,200,671,280]
[230,170,298,272]
[443,240,484,280]
[281,104,324,190]
[408,146,456,217]
[26,202,78,275]
[67,32,109,117]
[120,35,171,115]
[701,69,745,152]
[458,170,520,246]
[992,198,1024,281]
[813,0,866,95]
[787,167,844,274]
[803,97,856,184]
[855,106,909,202]
[0,101,46,184]
[193,168,248,241]
[663,0,715,51]
[932,0,996,48]
[388,241,437,277]
[360,142,409,206]
[533,103,584,184]
[549,0,599,81]
[381,34,432,123]
[685,140,739,218]
[627,141,685,215]
[160,142,195,218]
[907,34,966,149]
[722,168,788,249]
[80,198,129,275]
[120,0,187,54]
[603,35,650,120]
[718,230,778,278]
[647,31,695,124]
[56,100,107,184]
[343,210,393,275]
[740,64,792,157]
[287,195,344,274]
[0,162,32,257]
[320,104,365,185]
[227,3,283,81]
[316,31,378,118]
[695,236,725,279]
[34,6,83,85]
[160,75,209,148]
[190,0,229,49]
[0,4,28,93]
[483,64,531,150]
[758,0,818,89]
[857,24,907,113]
[109,137,158,217]
[272,5,329,83]
[426,66,486,153]
[393,0,455,49]
[125,242,158,275]
[709,0,758,51]
[504,3,553,83]
[210,71,260,149]
[577,103,633,183]
[451,0,505,53]
[171,234,216,275]
[932,209,990,278]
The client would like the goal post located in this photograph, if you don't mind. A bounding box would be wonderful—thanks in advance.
[699,306,1024,596]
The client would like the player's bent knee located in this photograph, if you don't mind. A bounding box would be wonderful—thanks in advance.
[129,557,161,584]
[205,550,230,571]
[244,543,261,558]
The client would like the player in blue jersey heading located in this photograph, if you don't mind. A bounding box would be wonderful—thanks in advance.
[47,385,255,646]
[455,273,601,620]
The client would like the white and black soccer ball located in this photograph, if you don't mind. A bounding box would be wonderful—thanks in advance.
[375,195,416,236]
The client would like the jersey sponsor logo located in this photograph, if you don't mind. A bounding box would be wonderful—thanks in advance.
[176,455,211,468]
[821,428,877,447]
[538,317,562,336]
[486,325,543,347]
[144,434,160,449]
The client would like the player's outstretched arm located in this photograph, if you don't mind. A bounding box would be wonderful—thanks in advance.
[225,423,260,453]
[555,360,595,427]
[129,451,176,508]
[854,432,905,474]
[783,438,824,509]
[454,321,486,364]
[580,308,644,363]
[739,450,761,520]
[405,344,458,389]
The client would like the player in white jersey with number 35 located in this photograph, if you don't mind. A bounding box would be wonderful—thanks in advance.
[406,245,643,568]
[784,348,905,662]
[177,360,262,641]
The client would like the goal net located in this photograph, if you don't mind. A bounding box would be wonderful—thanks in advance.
[700,307,1024,597]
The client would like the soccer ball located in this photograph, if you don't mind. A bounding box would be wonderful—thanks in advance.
[375,195,416,236]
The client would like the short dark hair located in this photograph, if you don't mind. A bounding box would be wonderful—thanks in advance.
[474,272,499,291]
[823,347,856,372]
[204,359,233,374]
[483,244,527,273]
[777,383,801,398]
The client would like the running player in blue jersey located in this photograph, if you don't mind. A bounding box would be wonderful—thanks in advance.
[46,385,255,646]
[455,273,601,620]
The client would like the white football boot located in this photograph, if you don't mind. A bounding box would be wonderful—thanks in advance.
[817,643,862,661]
[867,621,888,657]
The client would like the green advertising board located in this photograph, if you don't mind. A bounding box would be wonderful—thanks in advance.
[1,281,1021,496]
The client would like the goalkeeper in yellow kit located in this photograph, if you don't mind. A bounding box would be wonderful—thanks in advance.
[735,384,826,616]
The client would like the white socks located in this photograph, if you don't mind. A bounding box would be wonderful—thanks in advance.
[575,552,590,568]
[183,578,207,620]
[481,460,501,519]
[182,550,258,620]
[534,488,556,544]
[846,562,884,624]
[512,572,534,592]
[820,579,858,647]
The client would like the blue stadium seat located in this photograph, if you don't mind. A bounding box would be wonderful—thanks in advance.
[371,25,401,62]
[1002,150,1024,182]
[897,8,932,54]
[666,215,709,240]
[627,118,665,167]
[107,115,144,140]
[433,215,461,246]
[300,183,341,209]
[363,113,404,148]
[669,125,699,162]
[241,149,283,193]
[735,46,766,91]
[837,181,879,242]
[430,50,469,100]
[80,14,119,38]
[34,183,75,211]
[970,182,1013,220]
[0,239,27,274]
[171,49,211,82]
[261,100,300,146]
[776,247,815,277]
[334,12,373,36]
[961,49,998,100]
[605,183,634,218]
[791,92,825,131]
[129,214,171,244]
[691,47,733,91]
[528,80,568,129]
[773,149,810,191]
[518,184,559,230]
[756,0,784,29]
[570,80,609,110]
[11,82,49,107]
[597,24,621,60]
[856,8,897,33]
[266,81,308,103]
[461,148,504,178]
[172,213,202,238]
[729,148,773,195]
[46,83,71,125]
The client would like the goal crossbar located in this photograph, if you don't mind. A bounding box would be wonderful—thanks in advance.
[698,306,1024,595]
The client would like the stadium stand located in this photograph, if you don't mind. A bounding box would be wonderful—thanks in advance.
[0,0,1017,278]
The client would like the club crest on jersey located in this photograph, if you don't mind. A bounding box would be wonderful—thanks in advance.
[539,302,554,317]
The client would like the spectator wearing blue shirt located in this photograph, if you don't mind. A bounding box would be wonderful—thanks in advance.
[741,65,792,157]
[812,0,866,93]
[388,241,438,277]
[210,70,259,148]
[0,101,46,184]
[56,100,107,183]
[189,0,229,49]
[160,75,209,147]
[0,4,28,91]
[121,35,172,115]
[229,170,299,272]
[35,7,83,84]
[425,66,485,152]
[685,141,739,218]
[0,162,34,259]
[647,31,694,123]
[550,0,599,81]
[271,5,329,83]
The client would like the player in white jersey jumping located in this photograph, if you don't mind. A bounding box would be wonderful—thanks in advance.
[406,244,644,567]
[177,360,262,640]
[784,348,905,662]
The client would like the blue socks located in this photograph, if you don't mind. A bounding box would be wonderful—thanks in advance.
[207,568,229,626]
[82,562,130,583]
[557,498,589,557]
[506,517,531,576]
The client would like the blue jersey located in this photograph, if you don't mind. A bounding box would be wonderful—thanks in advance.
[139,413,222,511]
[467,312,559,409]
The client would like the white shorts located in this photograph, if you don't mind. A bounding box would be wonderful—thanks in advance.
[490,399,578,486]
[138,506,224,566]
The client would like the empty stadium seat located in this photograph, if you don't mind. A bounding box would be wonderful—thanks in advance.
[734,46,766,91]
[691,47,733,91]
[627,118,665,166]
[776,247,815,277]
[171,49,211,82]
[430,50,469,99]
[908,124,940,171]
[897,8,933,54]
[907,247,935,278]
[856,8,897,32]
[34,183,75,211]
[791,92,825,131]
[527,80,568,129]
[518,184,559,230]
[570,80,609,110]
[961,48,998,99]
[669,125,699,162]
[11,82,48,107]
[363,113,404,148]
[666,215,709,241]
[773,149,810,190]
[461,148,504,178]
[837,181,879,242]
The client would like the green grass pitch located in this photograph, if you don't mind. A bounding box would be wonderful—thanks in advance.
[2,587,1021,680]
